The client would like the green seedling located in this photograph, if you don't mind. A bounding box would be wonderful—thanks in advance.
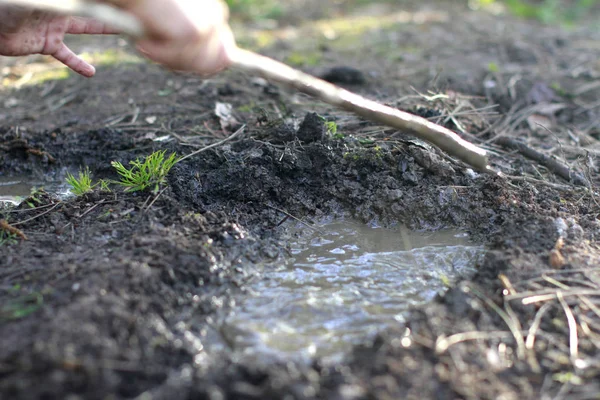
[24,188,43,208]
[98,209,113,220]
[487,62,499,73]
[0,291,43,321]
[553,371,583,385]
[319,116,344,139]
[97,179,111,192]
[0,230,18,246]
[440,274,451,287]
[157,89,173,97]
[326,121,339,136]
[66,168,95,196]
[111,150,180,193]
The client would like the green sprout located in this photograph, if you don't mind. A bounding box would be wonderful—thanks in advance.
[111,150,179,193]
[24,188,43,208]
[0,291,44,320]
[0,230,18,246]
[97,179,111,192]
[319,115,345,139]
[66,168,95,196]
[325,120,339,135]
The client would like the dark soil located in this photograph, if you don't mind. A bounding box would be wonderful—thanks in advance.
[1,2,600,399]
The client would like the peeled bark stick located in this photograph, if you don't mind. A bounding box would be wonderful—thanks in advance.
[0,0,489,171]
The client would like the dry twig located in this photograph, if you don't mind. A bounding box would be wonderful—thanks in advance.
[0,220,27,240]
[524,302,552,374]
[263,203,323,234]
[494,136,587,186]
[177,124,246,163]
[469,285,527,360]
[11,202,62,227]
[557,291,579,363]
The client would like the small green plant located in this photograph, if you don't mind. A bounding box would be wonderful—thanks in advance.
[66,168,94,196]
[98,179,111,192]
[487,62,499,73]
[0,291,44,320]
[320,116,345,139]
[111,150,179,193]
[326,121,338,135]
[24,188,43,208]
[553,371,583,385]
[440,274,451,287]
[0,230,18,246]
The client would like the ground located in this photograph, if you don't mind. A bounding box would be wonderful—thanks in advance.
[1,1,600,399]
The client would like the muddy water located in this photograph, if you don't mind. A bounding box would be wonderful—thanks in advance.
[0,174,71,205]
[219,220,485,363]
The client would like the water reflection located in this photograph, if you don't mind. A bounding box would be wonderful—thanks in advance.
[0,174,72,205]
[222,220,484,362]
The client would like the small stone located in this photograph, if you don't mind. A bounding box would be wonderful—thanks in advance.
[567,223,584,241]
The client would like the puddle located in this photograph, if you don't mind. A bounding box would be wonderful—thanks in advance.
[219,219,484,363]
[0,174,72,205]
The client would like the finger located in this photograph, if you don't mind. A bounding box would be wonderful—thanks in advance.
[136,25,234,74]
[67,17,121,35]
[188,26,234,74]
[136,39,225,75]
[51,43,96,77]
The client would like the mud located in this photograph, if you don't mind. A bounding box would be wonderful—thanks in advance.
[1,1,600,399]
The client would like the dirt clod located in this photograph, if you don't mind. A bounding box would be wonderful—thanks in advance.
[297,112,326,143]
[321,66,366,85]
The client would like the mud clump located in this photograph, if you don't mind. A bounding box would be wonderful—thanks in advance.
[321,66,367,85]
[297,112,326,143]
[267,122,297,143]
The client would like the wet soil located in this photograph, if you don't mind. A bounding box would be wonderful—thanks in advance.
[1,1,600,399]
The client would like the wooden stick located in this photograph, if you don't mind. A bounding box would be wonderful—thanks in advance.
[0,0,490,171]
